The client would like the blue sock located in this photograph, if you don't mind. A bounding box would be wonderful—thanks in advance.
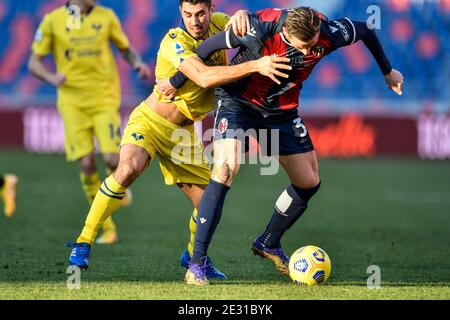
[191,180,230,263]
[260,182,321,248]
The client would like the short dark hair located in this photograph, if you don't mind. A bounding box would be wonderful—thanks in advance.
[179,0,212,8]
[285,7,321,41]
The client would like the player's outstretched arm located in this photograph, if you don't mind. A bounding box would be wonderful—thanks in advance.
[178,54,291,89]
[119,47,151,79]
[384,68,404,96]
[28,52,65,87]
[329,19,403,95]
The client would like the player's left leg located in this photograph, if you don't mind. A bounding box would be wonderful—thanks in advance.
[177,183,227,280]
[92,110,128,244]
[252,151,321,275]
[252,115,320,276]
[0,174,19,218]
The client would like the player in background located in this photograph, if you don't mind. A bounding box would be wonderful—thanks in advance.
[0,174,18,218]
[161,6,404,284]
[66,0,290,283]
[28,0,151,244]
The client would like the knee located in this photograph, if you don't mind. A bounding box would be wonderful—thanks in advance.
[114,160,143,187]
[103,154,119,170]
[211,160,240,186]
[79,154,97,175]
[304,174,320,189]
[291,180,321,203]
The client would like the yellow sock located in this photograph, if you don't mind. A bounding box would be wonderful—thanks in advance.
[187,208,198,257]
[77,175,125,244]
[80,171,117,233]
[80,171,102,204]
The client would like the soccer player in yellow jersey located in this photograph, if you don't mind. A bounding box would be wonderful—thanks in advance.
[28,0,151,244]
[67,0,290,282]
[0,174,18,218]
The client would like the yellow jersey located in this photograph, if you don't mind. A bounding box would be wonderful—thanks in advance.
[153,12,230,121]
[32,5,130,110]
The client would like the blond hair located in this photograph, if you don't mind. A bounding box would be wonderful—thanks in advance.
[285,7,321,41]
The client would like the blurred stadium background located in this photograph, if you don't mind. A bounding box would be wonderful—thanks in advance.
[0,0,449,300]
[0,0,449,158]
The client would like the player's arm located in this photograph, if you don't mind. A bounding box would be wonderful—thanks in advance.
[328,18,403,95]
[119,47,151,79]
[179,53,290,89]
[28,53,65,87]
[28,14,66,87]
[158,17,287,96]
[109,9,151,79]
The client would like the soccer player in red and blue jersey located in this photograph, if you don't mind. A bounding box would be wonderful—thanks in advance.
[164,7,404,285]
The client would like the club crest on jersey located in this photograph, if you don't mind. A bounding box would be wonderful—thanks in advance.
[92,23,102,32]
[312,46,325,57]
[174,42,185,55]
[218,118,228,134]
[132,133,144,141]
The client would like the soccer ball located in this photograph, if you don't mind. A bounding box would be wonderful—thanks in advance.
[289,245,331,286]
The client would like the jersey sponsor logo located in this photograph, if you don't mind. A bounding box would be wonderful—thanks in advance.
[218,118,228,134]
[174,42,185,55]
[334,20,350,42]
[34,29,43,42]
[64,48,75,61]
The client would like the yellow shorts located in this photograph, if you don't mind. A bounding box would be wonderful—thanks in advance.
[59,107,121,161]
[121,101,211,185]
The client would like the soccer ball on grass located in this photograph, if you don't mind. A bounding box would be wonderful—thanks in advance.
[289,245,331,286]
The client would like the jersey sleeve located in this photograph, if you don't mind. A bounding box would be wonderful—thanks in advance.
[158,32,198,69]
[109,9,130,50]
[324,18,392,75]
[323,18,357,49]
[31,14,53,56]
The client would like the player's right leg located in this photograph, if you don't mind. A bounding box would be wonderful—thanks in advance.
[78,152,118,244]
[67,144,150,269]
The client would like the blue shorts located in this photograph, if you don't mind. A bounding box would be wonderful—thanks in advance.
[213,96,314,156]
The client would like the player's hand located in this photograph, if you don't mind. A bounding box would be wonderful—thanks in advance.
[134,62,152,80]
[48,73,66,87]
[156,78,177,100]
[385,68,403,96]
[225,10,251,37]
[254,55,291,85]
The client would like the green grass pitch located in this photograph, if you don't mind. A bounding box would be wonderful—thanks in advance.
[0,151,449,299]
